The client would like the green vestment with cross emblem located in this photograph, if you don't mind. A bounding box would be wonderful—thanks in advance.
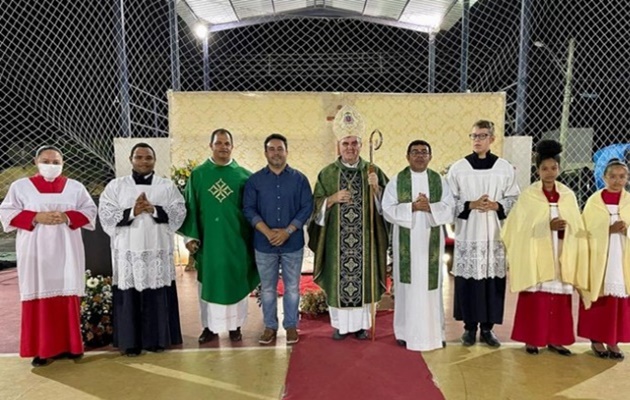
[178,159,259,304]
[308,157,389,308]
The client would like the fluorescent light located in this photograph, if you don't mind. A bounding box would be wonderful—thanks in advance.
[194,23,208,39]
[401,14,443,29]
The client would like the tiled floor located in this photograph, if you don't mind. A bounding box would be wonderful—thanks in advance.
[0,265,625,400]
[0,264,558,354]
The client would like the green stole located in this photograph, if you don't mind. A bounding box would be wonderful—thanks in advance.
[397,167,442,290]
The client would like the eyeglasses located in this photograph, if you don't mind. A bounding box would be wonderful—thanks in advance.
[469,133,491,141]
[409,150,431,157]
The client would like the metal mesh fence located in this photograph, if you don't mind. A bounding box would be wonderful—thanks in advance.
[1,0,627,203]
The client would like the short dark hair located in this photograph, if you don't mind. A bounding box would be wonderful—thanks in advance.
[407,140,432,155]
[129,142,155,158]
[264,133,288,150]
[472,120,495,135]
[210,128,233,144]
[35,145,63,158]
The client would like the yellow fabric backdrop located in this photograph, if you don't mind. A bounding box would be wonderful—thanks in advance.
[168,91,505,182]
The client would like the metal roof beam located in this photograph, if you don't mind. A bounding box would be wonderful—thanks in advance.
[208,14,432,32]
[228,0,241,21]
[397,0,413,21]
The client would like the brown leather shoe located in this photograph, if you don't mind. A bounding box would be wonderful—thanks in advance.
[258,328,277,345]
[286,328,299,345]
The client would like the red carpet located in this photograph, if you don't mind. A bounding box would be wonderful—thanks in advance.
[0,268,20,354]
[284,311,445,400]
[276,275,392,296]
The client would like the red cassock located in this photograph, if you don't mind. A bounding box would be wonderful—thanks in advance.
[578,296,630,344]
[577,190,630,344]
[511,292,575,346]
[5,175,93,358]
[511,187,575,347]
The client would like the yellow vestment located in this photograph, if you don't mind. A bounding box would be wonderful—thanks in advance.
[501,181,588,293]
[582,189,630,305]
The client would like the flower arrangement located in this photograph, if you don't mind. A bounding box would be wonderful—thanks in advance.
[81,270,114,348]
[171,159,199,193]
[299,289,329,317]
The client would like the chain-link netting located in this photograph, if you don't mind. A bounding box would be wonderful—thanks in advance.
[1,0,627,205]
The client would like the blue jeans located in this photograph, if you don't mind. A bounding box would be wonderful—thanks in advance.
[254,248,304,330]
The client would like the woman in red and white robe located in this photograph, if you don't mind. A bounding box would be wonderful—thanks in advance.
[579,159,630,360]
[0,146,96,367]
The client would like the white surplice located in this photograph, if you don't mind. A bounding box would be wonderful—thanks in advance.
[603,205,629,297]
[446,158,520,279]
[0,178,97,301]
[383,170,455,351]
[525,203,573,294]
[98,175,186,291]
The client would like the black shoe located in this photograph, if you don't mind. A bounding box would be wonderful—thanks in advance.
[332,329,348,340]
[590,343,609,358]
[354,329,369,340]
[68,353,84,360]
[479,330,501,348]
[198,328,218,344]
[608,351,625,360]
[31,357,51,367]
[606,346,625,360]
[53,352,83,360]
[461,330,476,347]
[525,345,539,355]
[442,341,447,348]
[124,348,142,357]
[229,327,242,342]
[396,339,407,347]
[146,346,165,353]
[547,345,572,356]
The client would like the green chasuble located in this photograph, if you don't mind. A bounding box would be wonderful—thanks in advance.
[396,167,442,290]
[308,157,389,308]
[178,159,259,304]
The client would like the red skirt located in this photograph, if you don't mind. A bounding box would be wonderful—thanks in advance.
[511,291,575,347]
[577,295,630,344]
[20,296,84,358]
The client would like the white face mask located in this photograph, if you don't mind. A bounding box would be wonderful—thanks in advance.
[37,163,63,180]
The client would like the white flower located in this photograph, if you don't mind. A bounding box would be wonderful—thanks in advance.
[86,277,99,289]
[178,179,185,186]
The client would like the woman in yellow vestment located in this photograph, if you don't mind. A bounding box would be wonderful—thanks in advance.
[579,159,630,360]
[502,140,588,355]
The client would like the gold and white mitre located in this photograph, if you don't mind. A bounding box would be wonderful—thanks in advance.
[332,105,365,141]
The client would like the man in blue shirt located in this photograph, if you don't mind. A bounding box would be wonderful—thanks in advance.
[243,133,313,345]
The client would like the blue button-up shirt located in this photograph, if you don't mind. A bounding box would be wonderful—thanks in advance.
[243,165,313,254]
